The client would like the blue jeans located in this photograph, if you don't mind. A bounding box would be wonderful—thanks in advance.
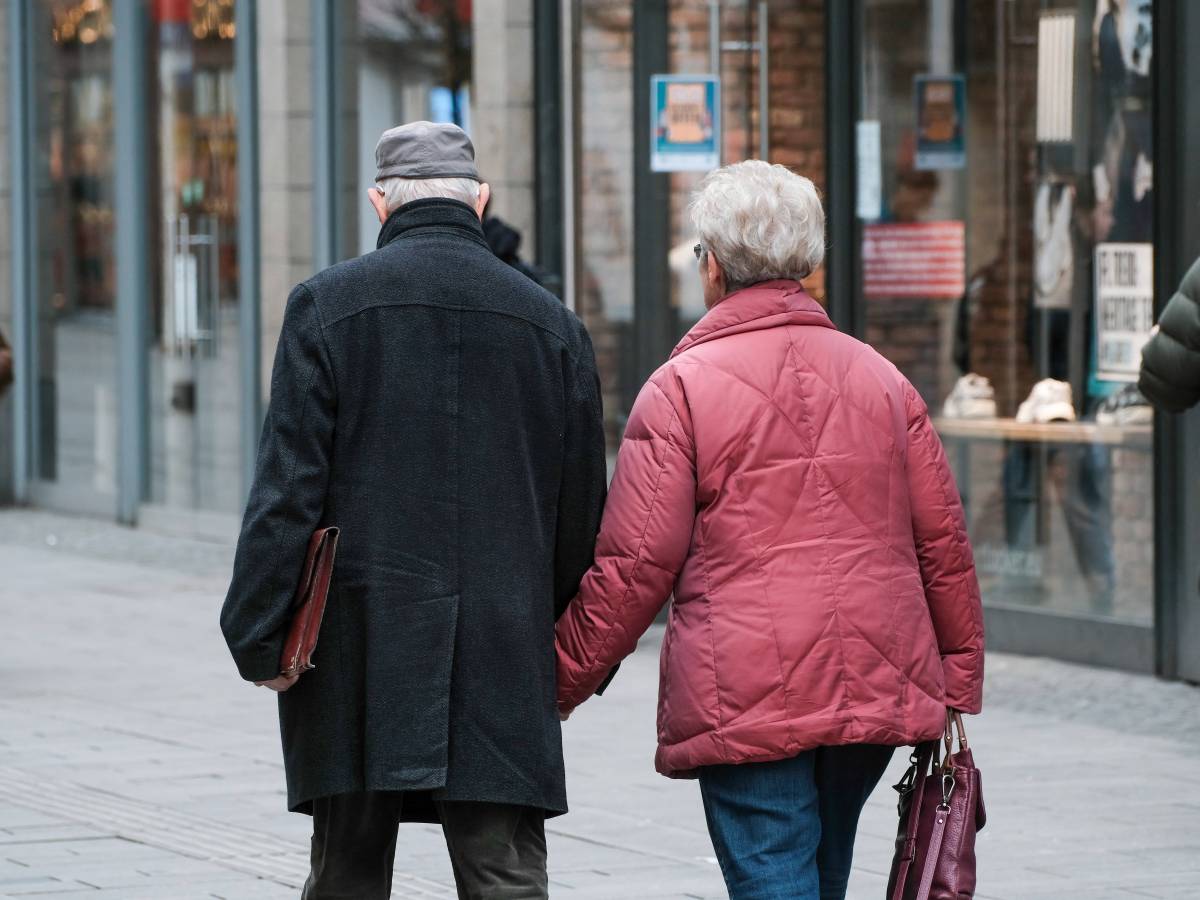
[699,745,895,900]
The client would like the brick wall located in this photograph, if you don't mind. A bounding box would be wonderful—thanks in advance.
[667,0,826,313]
[574,1,826,445]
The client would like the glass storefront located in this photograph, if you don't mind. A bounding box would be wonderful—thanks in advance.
[30,0,118,511]
[147,0,242,514]
[856,0,1155,625]
[3,0,1194,674]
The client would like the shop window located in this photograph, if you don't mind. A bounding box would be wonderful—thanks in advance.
[857,0,1154,624]
[31,0,119,505]
[146,0,242,514]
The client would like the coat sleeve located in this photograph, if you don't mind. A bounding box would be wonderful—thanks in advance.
[220,285,338,682]
[554,328,608,620]
[904,383,985,714]
[1139,257,1200,413]
[555,376,696,711]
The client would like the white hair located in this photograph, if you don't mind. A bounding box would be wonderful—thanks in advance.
[688,160,826,291]
[378,176,481,213]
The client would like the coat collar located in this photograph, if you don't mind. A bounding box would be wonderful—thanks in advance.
[670,280,835,359]
[376,197,488,250]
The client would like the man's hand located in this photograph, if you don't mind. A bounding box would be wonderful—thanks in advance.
[558,705,573,722]
[255,674,300,693]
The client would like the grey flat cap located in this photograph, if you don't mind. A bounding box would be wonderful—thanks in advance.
[374,121,481,182]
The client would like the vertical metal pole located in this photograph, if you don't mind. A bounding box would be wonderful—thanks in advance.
[113,0,150,523]
[708,0,721,165]
[7,0,33,503]
[562,0,580,312]
[1151,0,1200,681]
[633,0,672,390]
[236,0,262,496]
[312,0,338,271]
[824,0,861,335]
[757,1,769,160]
[534,0,564,297]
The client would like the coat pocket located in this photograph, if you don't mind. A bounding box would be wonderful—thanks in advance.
[363,593,459,789]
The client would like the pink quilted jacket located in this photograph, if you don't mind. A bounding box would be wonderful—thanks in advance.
[556,281,984,778]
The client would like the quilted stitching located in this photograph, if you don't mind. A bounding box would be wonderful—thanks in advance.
[556,281,985,775]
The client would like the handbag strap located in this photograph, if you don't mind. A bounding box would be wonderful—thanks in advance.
[890,743,935,900]
[913,800,951,900]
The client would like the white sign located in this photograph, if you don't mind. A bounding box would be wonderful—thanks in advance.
[856,120,882,220]
[1094,242,1154,382]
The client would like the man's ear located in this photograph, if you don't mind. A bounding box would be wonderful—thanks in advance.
[368,187,389,224]
[475,183,491,220]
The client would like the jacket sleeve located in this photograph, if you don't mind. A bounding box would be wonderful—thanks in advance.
[904,383,985,714]
[555,376,696,711]
[554,328,608,620]
[220,285,337,682]
[1139,257,1200,413]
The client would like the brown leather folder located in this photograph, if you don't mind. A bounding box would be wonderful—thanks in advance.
[280,526,340,678]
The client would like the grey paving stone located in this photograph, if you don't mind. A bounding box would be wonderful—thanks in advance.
[2,509,1200,899]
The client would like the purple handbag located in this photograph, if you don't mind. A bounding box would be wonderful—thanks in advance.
[887,712,986,900]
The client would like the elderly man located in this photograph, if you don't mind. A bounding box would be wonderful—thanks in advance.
[220,122,607,899]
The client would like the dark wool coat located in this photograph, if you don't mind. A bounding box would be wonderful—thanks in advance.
[220,199,607,818]
[1140,257,1200,413]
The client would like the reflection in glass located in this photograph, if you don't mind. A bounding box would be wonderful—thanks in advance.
[32,0,118,501]
[147,0,241,513]
[857,0,1154,623]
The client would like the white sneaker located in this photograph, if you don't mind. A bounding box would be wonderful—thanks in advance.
[1016,379,1076,424]
[1096,384,1153,426]
[942,374,997,419]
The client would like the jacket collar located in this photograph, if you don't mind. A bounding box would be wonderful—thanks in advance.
[670,280,835,359]
[376,197,488,250]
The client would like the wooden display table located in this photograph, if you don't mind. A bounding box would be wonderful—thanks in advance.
[933,417,1152,449]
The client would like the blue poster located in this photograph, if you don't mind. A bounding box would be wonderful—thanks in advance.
[915,74,966,171]
[651,75,720,172]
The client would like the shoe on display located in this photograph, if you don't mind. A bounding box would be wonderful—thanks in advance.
[1096,384,1153,426]
[942,374,998,419]
[1016,379,1076,424]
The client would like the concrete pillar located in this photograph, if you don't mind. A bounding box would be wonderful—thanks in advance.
[255,0,315,397]
[471,0,537,255]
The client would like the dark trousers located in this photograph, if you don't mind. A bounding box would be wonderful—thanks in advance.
[301,791,548,900]
[699,745,895,900]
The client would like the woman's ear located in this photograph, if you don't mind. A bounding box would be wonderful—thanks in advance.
[706,250,725,290]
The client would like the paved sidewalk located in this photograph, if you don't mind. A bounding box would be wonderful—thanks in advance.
[1,509,1199,899]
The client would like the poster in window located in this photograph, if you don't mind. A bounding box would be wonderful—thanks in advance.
[650,75,720,172]
[1094,242,1153,382]
[914,75,966,171]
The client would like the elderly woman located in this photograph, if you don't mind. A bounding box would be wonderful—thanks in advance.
[555,161,985,900]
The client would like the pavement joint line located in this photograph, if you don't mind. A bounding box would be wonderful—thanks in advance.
[0,768,462,896]
[544,825,717,869]
[0,700,286,772]
[0,781,295,860]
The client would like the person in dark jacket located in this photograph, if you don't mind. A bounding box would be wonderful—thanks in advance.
[220,121,608,900]
[483,210,550,287]
[1140,257,1200,412]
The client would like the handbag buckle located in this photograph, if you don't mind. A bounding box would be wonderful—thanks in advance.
[940,771,956,809]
